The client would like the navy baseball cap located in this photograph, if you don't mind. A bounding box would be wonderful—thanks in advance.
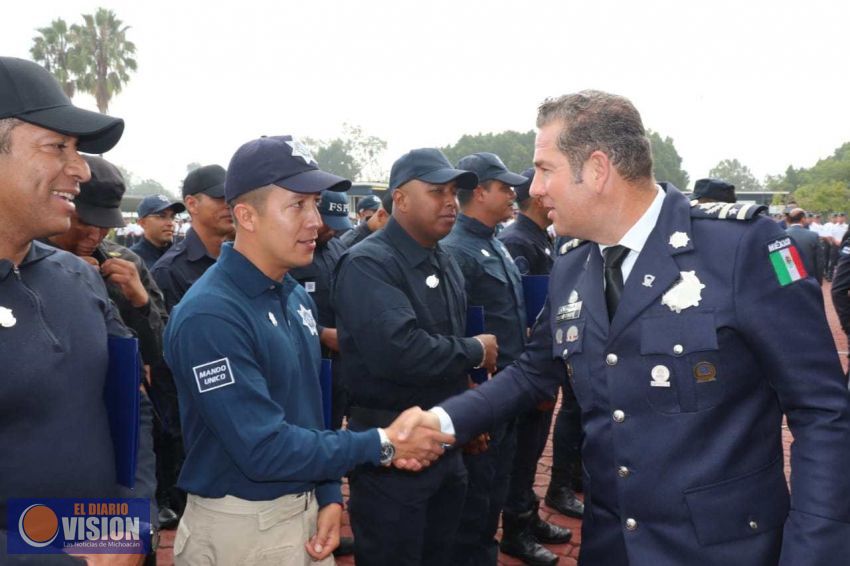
[225,135,351,202]
[514,168,535,202]
[137,194,186,218]
[0,57,124,154]
[456,152,527,188]
[183,165,226,198]
[356,194,381,213]
[76,156,126,228]
[693,178,736,203]
[389,148,478,192]
[320,191,353,231]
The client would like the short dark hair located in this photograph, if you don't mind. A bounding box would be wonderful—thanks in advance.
[537,90,652,183]
[380,189,393,215]
[229,185,275,226]
[0,117,22,154]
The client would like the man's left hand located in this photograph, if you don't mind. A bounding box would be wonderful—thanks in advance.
[305,502,342,560]
[101,258,149,308]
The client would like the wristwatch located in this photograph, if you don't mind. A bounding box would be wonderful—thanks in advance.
[377,428,395,466]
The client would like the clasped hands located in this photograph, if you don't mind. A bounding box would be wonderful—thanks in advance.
[383,407,454,471]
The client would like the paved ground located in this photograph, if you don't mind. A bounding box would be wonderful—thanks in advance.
[158,283,847,565]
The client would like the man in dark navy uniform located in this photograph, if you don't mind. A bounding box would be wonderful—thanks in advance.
[403,90,850,566]
[0,56,155,564]
[290,189,353,428]
[164,136,452,565]
[333,148,500,566]
[340,192,391,249]
[443,153,570,566]
[151,164,234,312]
[496,169,583,565]
[131,194,186,269]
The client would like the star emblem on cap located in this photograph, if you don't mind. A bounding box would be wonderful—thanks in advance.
[286,139,317,165]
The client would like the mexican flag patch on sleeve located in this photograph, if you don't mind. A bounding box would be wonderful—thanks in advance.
[767,237,807,285]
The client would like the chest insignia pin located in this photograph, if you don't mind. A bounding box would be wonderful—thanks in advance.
[0,306,16,328]
[268,312,278,327]
[669,231,690,249]
[643,274,655,288]
[297,304,318,336]
[661,271,706,314]
[426,275,440,288]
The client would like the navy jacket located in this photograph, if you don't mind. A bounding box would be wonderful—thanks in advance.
[151,228,217,312]
[441,186,850,565]
[786,224,822,284]
[333,217,483,412]
[498,213,554,276]
[443,213,527,367]
[164,244,380,506]
[131,237,170,270]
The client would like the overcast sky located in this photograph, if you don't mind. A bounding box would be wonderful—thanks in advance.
[6,0,849,192]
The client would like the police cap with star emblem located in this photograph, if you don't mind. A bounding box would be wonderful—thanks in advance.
[225,135,351,202]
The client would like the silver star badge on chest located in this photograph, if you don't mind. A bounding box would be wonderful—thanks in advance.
[297,304,318,336]
[661,271,706,313]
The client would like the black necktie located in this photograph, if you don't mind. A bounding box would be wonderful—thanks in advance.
[603,245,630,321]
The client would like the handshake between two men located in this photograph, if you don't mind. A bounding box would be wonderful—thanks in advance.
[381,332,500,471]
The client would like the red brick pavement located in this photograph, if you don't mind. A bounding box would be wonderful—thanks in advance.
[157,284,847,565]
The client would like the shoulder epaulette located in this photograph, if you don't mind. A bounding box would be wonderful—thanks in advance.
[689,200,767,221]
[558,238,587,255]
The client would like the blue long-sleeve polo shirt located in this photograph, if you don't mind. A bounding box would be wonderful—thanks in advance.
[164,243,380,507]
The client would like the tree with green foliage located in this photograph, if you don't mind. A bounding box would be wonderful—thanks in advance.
[71,8,137,114]
[794,180,850,214]
[708,158,763,192]
[647,130,689,189]
[441,130,535,175]
[30,19,79,98]
[305,124,387,182]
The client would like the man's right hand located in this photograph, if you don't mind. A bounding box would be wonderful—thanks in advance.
[383,407,454,471]
[474,333,499,374]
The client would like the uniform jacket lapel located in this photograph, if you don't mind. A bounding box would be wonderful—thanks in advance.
[608,186,694,343]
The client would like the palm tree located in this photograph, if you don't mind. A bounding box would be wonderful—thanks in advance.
[71,8,137,114]
[30,18,79,98]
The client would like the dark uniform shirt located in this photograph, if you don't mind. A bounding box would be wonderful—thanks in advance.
[442,213,527,367]
[289,237,347,329]
[339,221,373,249]
[831,231,850,336]
[151,227,217,312]
[164,243,380,506]
[332,217,484,412]
[498,213,554,276]
[0,242,131,530]
[95,239,166,366]
[131,237,171,270]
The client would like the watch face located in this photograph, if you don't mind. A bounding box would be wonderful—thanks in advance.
[380,442,395,464]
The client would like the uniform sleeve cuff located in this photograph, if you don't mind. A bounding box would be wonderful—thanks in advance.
[316,481,343,507]
[429,407,455,436]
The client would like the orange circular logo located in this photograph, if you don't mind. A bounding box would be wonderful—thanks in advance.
[18,504,59,547]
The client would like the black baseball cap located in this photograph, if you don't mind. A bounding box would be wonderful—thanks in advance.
[319,190,353,231]
[76,155,126,228]
[456,152,528,188]
[389,148,478,192]
[356,194,381,213]
[225,135,351,202]
[693,178,736,203]
[137,194,186,218]
[514,168,535,202]
[183,165,226,198]
[0,57,124,154]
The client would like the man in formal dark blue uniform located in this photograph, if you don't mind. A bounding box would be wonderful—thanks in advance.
[164,136,452,565]
[785,208,822,285]
[151,164,234,312]
[131,194,186,269]
[443,153,570,566]
[404,90,850,565]
[332,148,499,566]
